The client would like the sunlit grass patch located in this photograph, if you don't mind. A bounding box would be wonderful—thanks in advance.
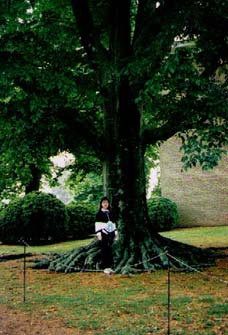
[0,238,93,255]
[161,226,228,248]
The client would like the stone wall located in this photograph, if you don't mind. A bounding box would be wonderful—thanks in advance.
[160,136,228,227]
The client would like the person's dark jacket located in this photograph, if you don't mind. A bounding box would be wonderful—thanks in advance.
[95,210,116,223]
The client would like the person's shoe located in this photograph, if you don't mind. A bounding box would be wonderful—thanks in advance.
[103,268,115,275]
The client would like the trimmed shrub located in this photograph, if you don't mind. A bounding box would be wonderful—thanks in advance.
[0,192,68,244]
[0,198,24,244]
[66,203,95,239]
[147,196,179,232]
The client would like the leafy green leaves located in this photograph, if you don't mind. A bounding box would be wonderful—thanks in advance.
[179,119,228,170]
[0,0,228,200]
[0,0,104,197]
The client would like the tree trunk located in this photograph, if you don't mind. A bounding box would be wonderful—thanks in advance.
[100,76,213,273]
[105,76,157,272]
[25,164,41,194]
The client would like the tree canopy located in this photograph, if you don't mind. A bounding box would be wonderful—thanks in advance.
[0,0,102,197]
[1,0,228,272]
[1,1,227,193]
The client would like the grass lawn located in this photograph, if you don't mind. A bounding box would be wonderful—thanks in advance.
[0,227,227,335]
[161,226,228,249]
[0,238,93,255]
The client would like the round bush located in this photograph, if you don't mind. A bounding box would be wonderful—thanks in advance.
[0,192,68,244]
[66,203,95,239]
[147,196,179,232]
[0,198,24,244]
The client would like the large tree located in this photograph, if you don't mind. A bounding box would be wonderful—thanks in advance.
[40,0,228,273]
[2,1,228,272]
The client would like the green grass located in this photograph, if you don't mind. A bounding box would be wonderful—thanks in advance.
[0,238,93,255]
[207,303,228,317]
[161,226,228,248]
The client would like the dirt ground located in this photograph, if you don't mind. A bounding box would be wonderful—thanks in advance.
[0,305,77,335]
[0,249,227,335]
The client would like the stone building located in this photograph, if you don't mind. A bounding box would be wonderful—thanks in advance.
[160,136,228,227]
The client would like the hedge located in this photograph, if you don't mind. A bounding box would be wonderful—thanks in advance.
[147,196,179,232]
[0,192,68,244]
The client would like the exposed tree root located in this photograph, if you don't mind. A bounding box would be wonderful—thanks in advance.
[32,234,215,274]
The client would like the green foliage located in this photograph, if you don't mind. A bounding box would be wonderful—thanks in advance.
[179,125,228,171]
[67,171,103,209]
[0,0,103,197]
[0,1,227,195]
[151,177,161,197]
[145,144,160,192]
[66,203,95,240]
[0,192,68,244]
[147,196,179,232]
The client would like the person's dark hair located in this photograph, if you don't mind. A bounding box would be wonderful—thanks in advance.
[99,196,111,210]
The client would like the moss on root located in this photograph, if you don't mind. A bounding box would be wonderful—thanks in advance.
[32,234,215,274]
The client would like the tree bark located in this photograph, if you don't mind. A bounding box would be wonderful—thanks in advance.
[25,164,41,194]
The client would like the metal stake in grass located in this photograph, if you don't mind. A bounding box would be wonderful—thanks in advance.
[19,238,29,303]
[23,242,26,303]
[167,254,171,335]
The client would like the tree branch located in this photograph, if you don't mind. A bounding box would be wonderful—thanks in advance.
[133,0,178,51]
[142,122,181,146]
[109,0,132,62]
[71,0,109,69]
